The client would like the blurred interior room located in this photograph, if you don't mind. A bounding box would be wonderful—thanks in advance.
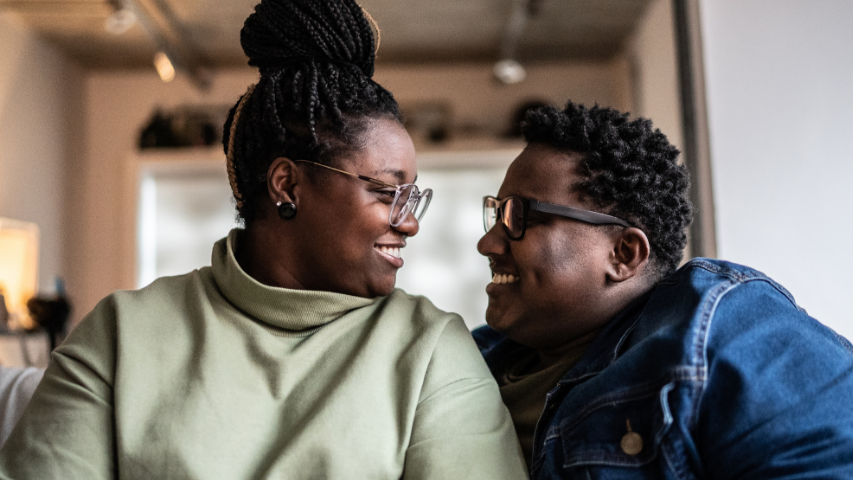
[0,0,851,367]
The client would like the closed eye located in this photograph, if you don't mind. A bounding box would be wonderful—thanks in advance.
[375,189,397,200]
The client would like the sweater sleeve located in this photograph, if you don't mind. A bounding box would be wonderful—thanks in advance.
[0,295,118,480]
[403,316,528,480]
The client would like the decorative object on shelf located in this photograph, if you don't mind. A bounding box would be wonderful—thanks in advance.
[0,219,39,332]
[0,293,7,327]
[505,99,552,137]
[138,105,229,150]
[400,102,452,145]
[26,280,71,352]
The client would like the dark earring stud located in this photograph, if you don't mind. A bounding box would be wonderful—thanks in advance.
[276,201,297,220]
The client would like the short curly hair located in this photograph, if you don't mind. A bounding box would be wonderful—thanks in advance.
[522,101,693,276]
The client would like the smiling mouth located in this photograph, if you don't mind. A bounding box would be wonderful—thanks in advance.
[491,273,519,284]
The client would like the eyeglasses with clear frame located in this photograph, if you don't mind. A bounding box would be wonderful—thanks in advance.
[296,160,433,228]
[483,195,633,240]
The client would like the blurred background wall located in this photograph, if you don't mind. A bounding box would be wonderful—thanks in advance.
[0,12,85,298]
[700,0,853,338]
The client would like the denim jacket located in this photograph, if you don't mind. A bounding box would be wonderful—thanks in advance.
[473,258,853,479]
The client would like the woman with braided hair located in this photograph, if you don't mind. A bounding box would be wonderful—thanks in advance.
[0,0,527,478]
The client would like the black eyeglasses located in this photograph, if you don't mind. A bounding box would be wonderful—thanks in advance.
[483,195,633,240]
[295,160,433,227]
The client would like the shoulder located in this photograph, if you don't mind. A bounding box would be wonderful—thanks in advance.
[631,257,852,359]
[376,289,464,336]
[634,258,811,341]
[664,258,850,352]
[382,290,494,398]
[111,268,213,313]
[658,257,798,301]
[372,289,474,361]
[57,269,214,360]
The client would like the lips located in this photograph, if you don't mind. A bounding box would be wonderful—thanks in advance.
[375,244,404,268]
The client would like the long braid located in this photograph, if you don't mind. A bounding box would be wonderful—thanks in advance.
[226,84,257,209]
[222,0,401,222]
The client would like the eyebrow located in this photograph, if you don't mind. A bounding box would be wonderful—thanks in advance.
[377,168,411,183]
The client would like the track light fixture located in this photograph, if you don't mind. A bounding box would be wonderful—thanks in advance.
[493,0,544,85]
[153,51,176,83]
[104,8,136,35]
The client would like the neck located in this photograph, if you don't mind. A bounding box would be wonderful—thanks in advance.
[535,278,656,370]
[536,327,601,369]
[236,221,305,290]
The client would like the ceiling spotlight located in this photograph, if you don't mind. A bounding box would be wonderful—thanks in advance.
[493,59,527,85]
[104,8,136,35]
[153,52,176,83]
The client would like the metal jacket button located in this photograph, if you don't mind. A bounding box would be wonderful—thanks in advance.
[621,420,643,455]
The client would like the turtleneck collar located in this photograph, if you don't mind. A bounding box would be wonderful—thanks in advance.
[211,229,377,332]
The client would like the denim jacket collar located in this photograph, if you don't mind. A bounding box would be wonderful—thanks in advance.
[556,289,654,386]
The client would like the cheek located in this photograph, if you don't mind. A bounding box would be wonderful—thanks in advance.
[514,233,568,288]
[516,230,601,302]
[326,200,390,261]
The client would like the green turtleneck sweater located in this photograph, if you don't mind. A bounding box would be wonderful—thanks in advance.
[0,230,526,479]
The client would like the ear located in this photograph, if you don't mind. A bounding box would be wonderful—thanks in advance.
[267,157,300,204]
[606,227,651,283]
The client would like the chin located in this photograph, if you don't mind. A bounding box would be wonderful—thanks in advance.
[485,308,538,346]
[365,276,397,298]
[485,307,515,334]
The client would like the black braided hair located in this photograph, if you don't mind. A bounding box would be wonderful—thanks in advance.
[223,0,402,221]
[522,102,693,277]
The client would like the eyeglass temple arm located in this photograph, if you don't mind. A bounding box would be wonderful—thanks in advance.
[294,160,398,188]
[529,200,632,228]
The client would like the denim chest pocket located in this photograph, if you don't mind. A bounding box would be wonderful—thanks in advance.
[552,383,674,479]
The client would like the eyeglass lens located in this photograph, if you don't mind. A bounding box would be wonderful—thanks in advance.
[390,185,433,227]
[483,197,525,239]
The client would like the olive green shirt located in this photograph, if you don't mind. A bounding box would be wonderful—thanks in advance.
[495,342,592,465]
[0,230,527,479]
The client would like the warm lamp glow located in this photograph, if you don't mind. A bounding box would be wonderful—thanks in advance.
[153,52,176,83]
[0,219,39,330]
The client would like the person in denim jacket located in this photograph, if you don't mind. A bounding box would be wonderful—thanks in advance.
[474,101,853,479]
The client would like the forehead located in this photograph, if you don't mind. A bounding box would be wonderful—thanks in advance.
[499,144,584,205]
[341,117,416,184]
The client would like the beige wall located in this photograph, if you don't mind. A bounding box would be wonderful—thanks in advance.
[377,60,633,137]
[628,0,683,150]
[0,13,85,297]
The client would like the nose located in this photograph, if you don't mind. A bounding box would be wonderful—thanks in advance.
[477,222,506,257]
[394,210,420,237]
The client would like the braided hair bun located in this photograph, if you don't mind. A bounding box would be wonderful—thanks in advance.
[241,0,377,77]
[223,0,401,221]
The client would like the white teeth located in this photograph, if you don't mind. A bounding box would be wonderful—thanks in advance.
[377,246,401,258]
[491,273,518,284]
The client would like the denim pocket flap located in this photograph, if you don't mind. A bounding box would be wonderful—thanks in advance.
[557,385,671,469]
